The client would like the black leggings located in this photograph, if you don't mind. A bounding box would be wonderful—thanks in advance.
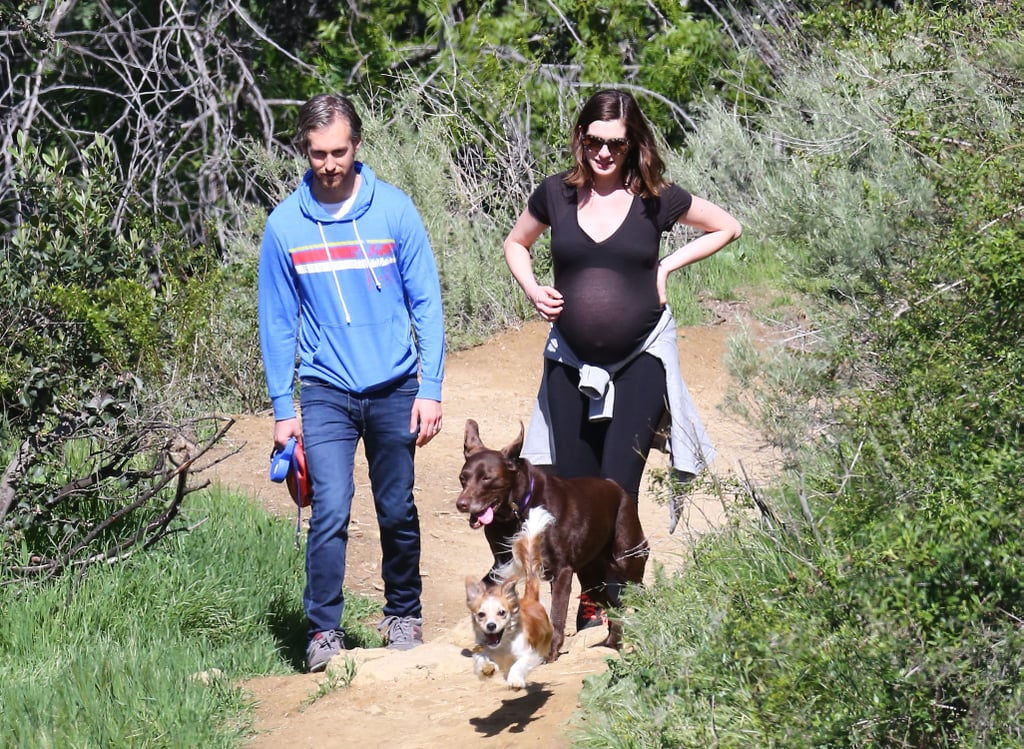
[545,353,668,503]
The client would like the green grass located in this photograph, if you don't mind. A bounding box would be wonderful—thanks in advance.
[0,487,382,748]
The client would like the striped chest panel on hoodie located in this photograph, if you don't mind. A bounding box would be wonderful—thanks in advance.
[294,220,397,324]
[289,236,396,277]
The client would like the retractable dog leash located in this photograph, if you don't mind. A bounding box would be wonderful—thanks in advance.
[269,437,313,549]
[268,436,296,482]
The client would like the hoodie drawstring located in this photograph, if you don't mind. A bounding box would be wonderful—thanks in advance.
[316,217,384,325]
[353,220,382,291]
[317,221,352,324]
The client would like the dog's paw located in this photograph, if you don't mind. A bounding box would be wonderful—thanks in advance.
[507,658,538,690]
[474,655,496,678]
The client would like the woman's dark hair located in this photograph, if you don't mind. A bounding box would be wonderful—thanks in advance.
[564,89,668,198]
[295,94,363,155]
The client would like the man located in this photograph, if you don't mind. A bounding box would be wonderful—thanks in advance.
[258,94,445,672]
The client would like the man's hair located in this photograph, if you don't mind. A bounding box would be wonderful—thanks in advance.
[295,94,363,155]
[564,89,668,198]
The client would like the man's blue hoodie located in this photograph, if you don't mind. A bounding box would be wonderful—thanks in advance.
[258,162,445,421]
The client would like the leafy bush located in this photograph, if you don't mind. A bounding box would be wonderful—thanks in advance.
[0,133,270,584]
[575,2,1024,746]
[0,133,231,426]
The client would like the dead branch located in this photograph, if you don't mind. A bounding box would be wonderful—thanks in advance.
[1,0,300,247]
[0,413,237,585]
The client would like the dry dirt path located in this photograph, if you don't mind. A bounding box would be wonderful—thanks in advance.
[207,318,775,749]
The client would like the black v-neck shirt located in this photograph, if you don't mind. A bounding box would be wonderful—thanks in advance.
[527,172,692,364]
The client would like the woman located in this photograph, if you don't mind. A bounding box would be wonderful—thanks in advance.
[504,89,741,629]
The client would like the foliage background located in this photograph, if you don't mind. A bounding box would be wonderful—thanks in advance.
[575,2,1024,746]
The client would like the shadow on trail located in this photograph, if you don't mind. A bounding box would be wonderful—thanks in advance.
[468,684,554,736]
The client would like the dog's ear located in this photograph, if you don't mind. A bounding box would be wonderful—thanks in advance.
[501,577,520,601]
[464,419,485,457]
[465,576,487,604]
[501,421,524,463]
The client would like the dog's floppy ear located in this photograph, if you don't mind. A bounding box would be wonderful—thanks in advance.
[464,419,486,457]
[501,421,525,463]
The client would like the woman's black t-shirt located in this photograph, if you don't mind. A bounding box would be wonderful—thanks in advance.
[527,172,692,364]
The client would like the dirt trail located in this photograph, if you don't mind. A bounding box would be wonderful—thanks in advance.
[207,317,775,749]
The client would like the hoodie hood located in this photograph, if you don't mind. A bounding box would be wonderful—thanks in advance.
[297,161,376,223]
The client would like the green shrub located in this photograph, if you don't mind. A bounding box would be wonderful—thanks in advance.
[0,132,229,428]
[575,2,1024,746]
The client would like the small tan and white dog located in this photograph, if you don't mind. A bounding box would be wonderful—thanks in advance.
[465,506,555,690]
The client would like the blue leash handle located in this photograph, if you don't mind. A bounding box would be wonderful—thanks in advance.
[269,437,297,482]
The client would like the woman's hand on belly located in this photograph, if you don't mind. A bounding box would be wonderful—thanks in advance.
[529,284,564,322]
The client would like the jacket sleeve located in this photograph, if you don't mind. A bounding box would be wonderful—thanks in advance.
[392,195,446,402]
[257,222,301,420]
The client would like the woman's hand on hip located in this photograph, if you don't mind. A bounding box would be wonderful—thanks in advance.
[656,263,669,306]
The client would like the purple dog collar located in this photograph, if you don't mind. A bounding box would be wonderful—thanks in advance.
[514,475,535,518]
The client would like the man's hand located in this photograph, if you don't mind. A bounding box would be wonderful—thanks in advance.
[411,398,442,446]
[273,417,302,449]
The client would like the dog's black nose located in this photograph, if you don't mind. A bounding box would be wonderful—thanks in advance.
[486,623,496,632]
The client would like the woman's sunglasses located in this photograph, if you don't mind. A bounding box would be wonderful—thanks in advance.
[582,134,630,156]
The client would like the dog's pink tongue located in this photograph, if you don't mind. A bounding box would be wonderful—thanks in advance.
[478,506,494,526]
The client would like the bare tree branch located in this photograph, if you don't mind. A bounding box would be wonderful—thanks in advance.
[1,0,303,248]
[1,410,238,585]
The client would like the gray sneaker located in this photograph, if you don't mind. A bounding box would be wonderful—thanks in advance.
[377,615,423,650]
[306,629,345,672]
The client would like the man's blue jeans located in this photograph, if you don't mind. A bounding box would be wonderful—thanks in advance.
[299,374,422,638]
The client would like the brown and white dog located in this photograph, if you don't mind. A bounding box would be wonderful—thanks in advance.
[465,506,554,689]
[456,419,649,661]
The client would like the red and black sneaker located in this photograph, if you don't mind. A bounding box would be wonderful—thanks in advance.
[575,591,609,632]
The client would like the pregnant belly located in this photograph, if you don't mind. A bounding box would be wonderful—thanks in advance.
[556,271,660,364]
